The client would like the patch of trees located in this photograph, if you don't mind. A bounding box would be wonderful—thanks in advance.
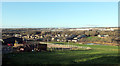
[85,31,99,36]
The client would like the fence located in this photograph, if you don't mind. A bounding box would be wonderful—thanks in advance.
[47,44,90,51]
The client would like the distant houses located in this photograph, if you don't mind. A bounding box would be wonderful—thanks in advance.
[69,28,91,31]
[2,32,109,43]
[66,34,87,42]
[68,28,116,31]
[2,27,114,43]
[98,35,109,38]
[98,28,114,31]
[3,37,23,45]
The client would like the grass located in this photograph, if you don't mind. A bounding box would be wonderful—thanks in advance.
[87,37,97,39]
[2,42,119,65]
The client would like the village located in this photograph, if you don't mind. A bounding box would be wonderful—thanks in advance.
[1,27,119,43]
[1,27,119,54]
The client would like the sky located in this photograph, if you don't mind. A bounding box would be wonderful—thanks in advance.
[2,2,118,28]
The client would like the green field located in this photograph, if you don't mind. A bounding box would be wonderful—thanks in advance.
[3,42,119,65]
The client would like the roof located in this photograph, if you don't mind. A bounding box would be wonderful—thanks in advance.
[3,37,23,44]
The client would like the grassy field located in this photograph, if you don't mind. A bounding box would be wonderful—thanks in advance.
[2,42,119,65]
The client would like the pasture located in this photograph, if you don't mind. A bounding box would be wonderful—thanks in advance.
[2,42,119,65]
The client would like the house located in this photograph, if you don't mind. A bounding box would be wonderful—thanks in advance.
[3,37,23,45]
[27,35,30,38]
[40,36,43,38]
[13,40,24,47]
[22,35,28,39]
[104,35,109,37]
[57,34,61,37]
[65,34,68,37]
[14,34,20,37]
[0,39,3,42]
[51,37,55,41]
[73,37,78,40]
[53,37,58,41]
[57,39,60,42]
[55,35,58,37]
[72,39,78,42]
[68,40,72,42]
[35,35,39,37]
[76,35,87,40]
[67,35,78,40]
[98,35,109,38]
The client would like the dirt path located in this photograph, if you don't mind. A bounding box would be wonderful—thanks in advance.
[40,42,92,50]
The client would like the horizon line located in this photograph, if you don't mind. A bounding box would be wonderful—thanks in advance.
[1,27,119,29]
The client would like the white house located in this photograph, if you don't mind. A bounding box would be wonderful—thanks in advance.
[72,39,78,42]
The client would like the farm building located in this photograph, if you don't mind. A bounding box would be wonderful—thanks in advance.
[16,44,47,52]
[3,37,23,45]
